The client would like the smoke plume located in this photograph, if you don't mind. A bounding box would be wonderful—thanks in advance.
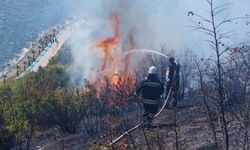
[66,0,249,83]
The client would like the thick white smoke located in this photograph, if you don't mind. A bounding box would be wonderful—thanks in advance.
[66,18,104,83]
[66,0,249,83]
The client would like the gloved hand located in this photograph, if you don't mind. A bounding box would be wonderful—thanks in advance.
[166,77,170,82]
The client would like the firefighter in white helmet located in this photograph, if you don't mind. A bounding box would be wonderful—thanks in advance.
[135,66,164,127]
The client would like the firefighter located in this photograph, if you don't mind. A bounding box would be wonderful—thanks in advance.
[135,66,164,127]
[165,57,180,108]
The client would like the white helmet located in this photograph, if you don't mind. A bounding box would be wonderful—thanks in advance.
[148,66,157,74]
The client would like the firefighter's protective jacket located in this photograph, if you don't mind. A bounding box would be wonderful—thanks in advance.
[136,74,164,105]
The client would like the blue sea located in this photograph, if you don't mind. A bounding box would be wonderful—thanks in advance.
[0,0,80,72]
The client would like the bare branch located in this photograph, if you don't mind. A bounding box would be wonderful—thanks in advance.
[193,13,212,23]
[216,16,250,29]
[216,19,232,29]
[206,39,216,46]
[219,48,229,57]
[214,7,230,17]
[217,30,236,40]
[213,3,232,12]
[187,20,214,37]
[206,0,212,5]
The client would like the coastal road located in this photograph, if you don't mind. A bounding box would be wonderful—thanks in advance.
[16,27,71,79]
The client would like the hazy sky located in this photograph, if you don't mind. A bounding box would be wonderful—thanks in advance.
[65,0,249,81]
[70,0,249,54]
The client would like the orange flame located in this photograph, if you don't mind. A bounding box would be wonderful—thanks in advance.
[94,14,120,72]
[87,13,136,104]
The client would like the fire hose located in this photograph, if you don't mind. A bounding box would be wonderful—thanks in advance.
[109,73,176,146]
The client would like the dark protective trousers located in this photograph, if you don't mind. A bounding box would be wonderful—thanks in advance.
[143,103,158,124]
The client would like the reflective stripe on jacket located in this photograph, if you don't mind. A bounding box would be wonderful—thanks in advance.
[143,99,159,105]
[137,75,164,100]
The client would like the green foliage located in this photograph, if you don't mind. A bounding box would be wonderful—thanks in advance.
[0,63,81,148]
[88,142,109,150]
[0,83,29,148]
[46,88,81,133]
[0,50,138,149]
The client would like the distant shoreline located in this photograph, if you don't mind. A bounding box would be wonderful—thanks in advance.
[0,22,72,81]
[16,27,71,79]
